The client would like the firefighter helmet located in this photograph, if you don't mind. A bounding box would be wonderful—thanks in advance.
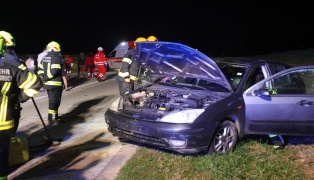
[0,31,15,47]
[0,35,6,56]
[147,36,158,42]
[134,37,147,46]
[47,41,61,52]
[97,47,103,51]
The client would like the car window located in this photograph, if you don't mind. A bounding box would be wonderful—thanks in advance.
[218,63,247,91]
[158,76,230,92]
[265,68,314,94]
[107,50,116,58]
[244,66,264,91]
[268,63,290,74]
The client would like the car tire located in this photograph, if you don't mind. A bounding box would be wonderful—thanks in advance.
[208,120,238,154]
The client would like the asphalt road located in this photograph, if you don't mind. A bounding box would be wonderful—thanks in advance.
[8,71,138,180]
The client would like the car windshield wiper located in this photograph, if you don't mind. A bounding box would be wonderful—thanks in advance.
[175,83,207,90]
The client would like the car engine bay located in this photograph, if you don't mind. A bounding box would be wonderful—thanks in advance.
[125,85,230,113]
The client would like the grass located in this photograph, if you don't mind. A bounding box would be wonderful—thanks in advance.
[116,48,314,179]
[117,139,314,179]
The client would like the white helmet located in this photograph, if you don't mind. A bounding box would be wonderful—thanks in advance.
[97,47,103,51]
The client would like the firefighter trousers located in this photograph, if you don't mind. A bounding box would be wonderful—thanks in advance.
[47,87,63,121]
[0,129,14,178]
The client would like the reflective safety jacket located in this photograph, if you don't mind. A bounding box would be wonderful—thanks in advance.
[0,60,42,131]
[117,48,139,82]
[94,51,106,66]
[38,51,64,90]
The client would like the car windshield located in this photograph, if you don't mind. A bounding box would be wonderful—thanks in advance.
[217,63,248,91]
[158,76,230,92]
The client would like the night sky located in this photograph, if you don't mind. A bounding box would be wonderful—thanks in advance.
[2,1,314,57]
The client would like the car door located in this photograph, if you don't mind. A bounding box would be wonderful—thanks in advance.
[243,66,314,136]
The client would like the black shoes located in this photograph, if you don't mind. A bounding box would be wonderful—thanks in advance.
[48,116,67,125]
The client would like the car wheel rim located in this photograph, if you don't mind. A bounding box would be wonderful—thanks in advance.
[214,126,236,153]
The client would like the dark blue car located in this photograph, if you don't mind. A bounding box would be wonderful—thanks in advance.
[105,42,314,154]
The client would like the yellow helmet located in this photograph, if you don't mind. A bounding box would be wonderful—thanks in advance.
[147,36,158,42]
[0,35,6,56]
[47,41,61,52]
[134,37,147,46]
[0,31,15,47]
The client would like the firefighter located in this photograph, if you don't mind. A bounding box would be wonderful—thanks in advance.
[116,37,147,109]
[267,89,285,149]
[93,47,107,82]
[37,41,66,124]
[0,31,28,134]
[0,34,43,180]
[63,54,74,80]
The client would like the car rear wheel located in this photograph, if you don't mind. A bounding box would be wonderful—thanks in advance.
[208,120,238,154]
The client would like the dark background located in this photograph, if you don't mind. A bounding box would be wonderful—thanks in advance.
[2,1,313,57]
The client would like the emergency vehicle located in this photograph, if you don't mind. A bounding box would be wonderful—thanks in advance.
[106,41,134,70]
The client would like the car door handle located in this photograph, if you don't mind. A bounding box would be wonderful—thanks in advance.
[297,100,314,106]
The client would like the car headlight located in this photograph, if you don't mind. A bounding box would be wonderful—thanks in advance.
[159,109,205,124]
[108,97,121,112]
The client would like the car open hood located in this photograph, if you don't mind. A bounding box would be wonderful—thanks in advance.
[135,42,233,92]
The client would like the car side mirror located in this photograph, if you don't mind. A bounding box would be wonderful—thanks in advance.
[252,89,270,97]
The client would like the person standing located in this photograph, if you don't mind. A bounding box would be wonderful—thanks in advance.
[37,46,48,92]
[85,51,96,78]
[0,34,43,180]
[37,46,48,69]
[63,54,74,80]
[77,52,86,78]
[94,47,107,82]
[38,41,66,124]
[116,37,147,108]
[0,30,29,134]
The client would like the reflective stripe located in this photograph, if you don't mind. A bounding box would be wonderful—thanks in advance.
[118,72,129,77]
[122,57,132,64]
[18,64,27,70]
[44,81,62,86]
[0,82,10,123]
[51,64,61,69]
[130,75,138,80]
[39,63,43,69]
[19,72,37,89]
[0,119,14,130]
[23,89,38,97]
[48,109,57,114]
[47,63,53,78]
[37,70,44,75]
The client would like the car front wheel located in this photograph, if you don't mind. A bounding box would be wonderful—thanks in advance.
[208,120,238,154]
